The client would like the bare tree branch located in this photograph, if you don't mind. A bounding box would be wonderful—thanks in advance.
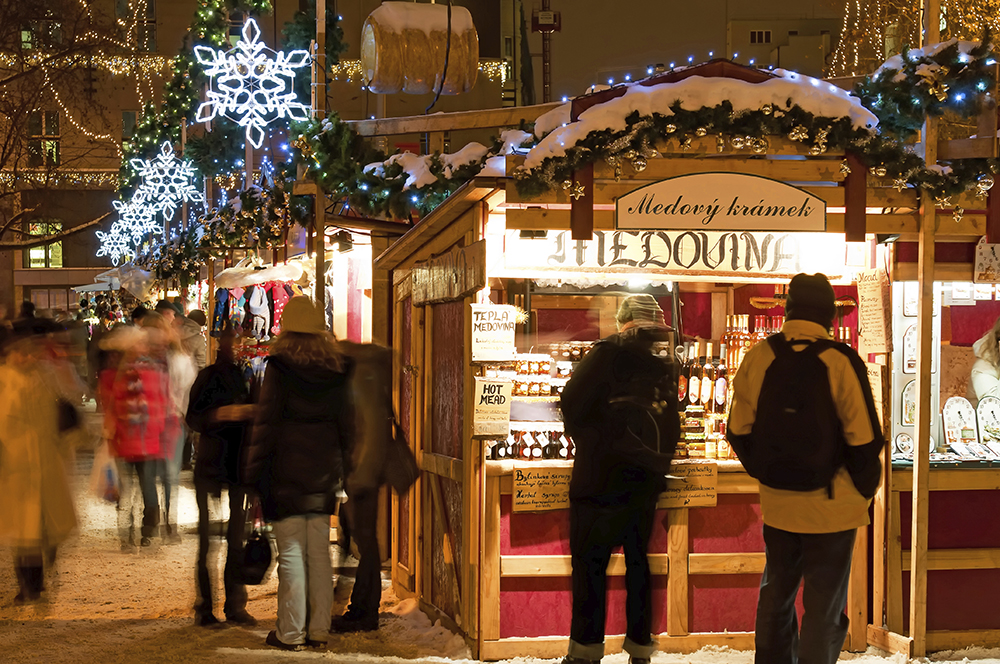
[0,212,110,249]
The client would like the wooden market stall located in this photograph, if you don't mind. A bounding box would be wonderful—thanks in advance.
[362,60,983,660]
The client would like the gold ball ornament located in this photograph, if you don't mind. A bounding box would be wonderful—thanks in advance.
[788,126,809,141]
[978,173,995,192]
[869,166,887,177]
[750,138,768,154]
[695,127,708,137]
[665,124,677,134]
[562,180,573,190]
[716,135,726,153]
[631,156,648,172]
[730,135,746,150]
[761,104,773,115]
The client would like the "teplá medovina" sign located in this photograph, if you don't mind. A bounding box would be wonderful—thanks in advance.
[616,173,826,232]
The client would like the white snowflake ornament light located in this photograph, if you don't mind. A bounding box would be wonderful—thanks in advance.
[130,141,205,221]
[112,199,158,246]
[194,18,311,149]
[96,222,134,267]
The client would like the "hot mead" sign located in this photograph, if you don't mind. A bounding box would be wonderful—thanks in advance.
[616,173,826,232]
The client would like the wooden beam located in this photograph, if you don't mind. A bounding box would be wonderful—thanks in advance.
[592,156,849,182]
[421,452,464,484]
[847,527,867,650]
[570,162,594,240]
[477,632,756,661]
[901,547,1000,571]
[688,552,765,575]
[666,509,689,636]
[481,476,502,641]
[345,102,563,137]
[891,468,1000,491]
[867,625,914,657]
[844,153,866,242]
[926,629,1000,651]
[500,554,669,577]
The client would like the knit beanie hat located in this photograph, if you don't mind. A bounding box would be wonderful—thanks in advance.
[616,294,666,331]
[280,296,326,335]
[785,273,836,328]
[186,309,207,327]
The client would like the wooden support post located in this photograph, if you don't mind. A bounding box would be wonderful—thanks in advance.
[666,508,689,636]
[844,153,867,242]
[847,526,867,650]
[910,149,937,661]
[871,443,890,633]
[315,193,326,311]
[887,489,903,634]
[569,163,594,240]
[987,186,1000,244]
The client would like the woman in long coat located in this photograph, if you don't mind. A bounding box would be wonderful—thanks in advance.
[0,333,77,602]
[244,296,354,651]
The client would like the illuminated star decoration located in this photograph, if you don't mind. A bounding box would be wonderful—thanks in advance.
[194,18,311,149]
[130,141,205,221]
[95,222,134,266]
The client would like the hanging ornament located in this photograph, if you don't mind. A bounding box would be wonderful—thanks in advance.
[292,135,314,159]
[695,127,708,137]
[953,206,965,223]
[808,145,822,156]
[716,135,726,153]
[788,125,809,141]
[869,166,887,177]
[665,124,677,134]
[929,82,949,102]
[977,173,995,196]
[606,154,620,168]
[561,180,573,190]
[761,103,773,115]
[569,181,587,200]
[680,137,693,151]
[622,149,638,160]
[840,160,851,175]
[730,135,746,150]
[631,155,648,172]
[893,178,908,192]
[750,138,768,154]
[614,164,623,182]
[935,196,953,209]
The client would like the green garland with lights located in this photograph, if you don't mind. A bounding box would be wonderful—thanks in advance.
[183,118,245,178]
[282,0,347,100]
[855,31,996,141]
[134,225,203,286]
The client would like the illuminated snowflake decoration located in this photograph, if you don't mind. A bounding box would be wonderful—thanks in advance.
[194,19,311,149]
[111,199,158,246]
[130,141,205,221]
[95,222,134,267]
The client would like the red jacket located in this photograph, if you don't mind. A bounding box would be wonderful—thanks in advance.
[100,359,172,461]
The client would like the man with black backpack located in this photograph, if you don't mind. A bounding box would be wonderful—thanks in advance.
[559,294,679,664]
[727,273,884,664]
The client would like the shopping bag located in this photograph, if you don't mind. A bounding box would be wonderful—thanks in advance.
[383,416,419,494]
[89,441,120,503]
[239,497,274,585]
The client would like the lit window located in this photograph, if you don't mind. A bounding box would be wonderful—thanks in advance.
[23,220,63,269]
[27,111,59,168]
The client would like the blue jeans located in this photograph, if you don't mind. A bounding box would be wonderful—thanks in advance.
[271,514,334,645]
[755,525,857,664]
[157,427,186,531]
[116,459,159,541]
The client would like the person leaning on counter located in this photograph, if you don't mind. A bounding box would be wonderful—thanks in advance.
[968,316,1000,407]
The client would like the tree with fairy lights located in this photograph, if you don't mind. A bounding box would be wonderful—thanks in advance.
[0,0,121,254]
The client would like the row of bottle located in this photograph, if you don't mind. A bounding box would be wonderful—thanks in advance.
[678,341,730,414]
[720,314,784,373]
[489,430,574,461]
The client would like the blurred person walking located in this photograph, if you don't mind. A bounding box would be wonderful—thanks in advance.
[180,309,208,471]
[244,296,354,651]
[99,325,168,550]
[0,330,78,602]
[331,341,394,633]
[143,310,197,542]
[186,329,257,627]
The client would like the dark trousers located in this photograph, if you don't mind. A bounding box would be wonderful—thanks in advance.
[342,488,382,619]
[569,494,658,651]
[14,547,54,598]
[755,525,857,664]
[194,478,248,617]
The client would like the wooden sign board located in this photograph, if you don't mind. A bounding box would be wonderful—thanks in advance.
[657,462,718,508]
[512,465,572,512]
[470,304,518,362]
[472,377,512,438]
[866,362,889,437]
[857,269,892,354]
[411,240,487,305]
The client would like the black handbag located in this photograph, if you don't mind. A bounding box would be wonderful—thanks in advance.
[239,497,273,585]
[57,398,81,433]
[383,415,419,494]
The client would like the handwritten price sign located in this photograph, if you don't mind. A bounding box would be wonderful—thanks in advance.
[658,462,718,508]
[512,465,572,512]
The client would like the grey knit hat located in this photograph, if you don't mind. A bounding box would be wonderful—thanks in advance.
[616,294,666,330]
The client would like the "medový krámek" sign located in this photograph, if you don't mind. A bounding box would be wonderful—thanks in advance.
[616,173,826,232]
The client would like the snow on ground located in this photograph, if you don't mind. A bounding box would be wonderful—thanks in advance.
[3,416,1000,663]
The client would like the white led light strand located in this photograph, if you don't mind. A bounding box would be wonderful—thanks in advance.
[95,222,135,267]
[194,18,311,149]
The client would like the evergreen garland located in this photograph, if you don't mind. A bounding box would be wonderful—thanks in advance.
[184,118,245,178]
[855,31,996,141]
[282,0,348,101]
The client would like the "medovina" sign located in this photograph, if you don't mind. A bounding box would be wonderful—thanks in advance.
[616,173,826,232]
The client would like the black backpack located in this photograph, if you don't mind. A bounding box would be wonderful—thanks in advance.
[743,334,845,492]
